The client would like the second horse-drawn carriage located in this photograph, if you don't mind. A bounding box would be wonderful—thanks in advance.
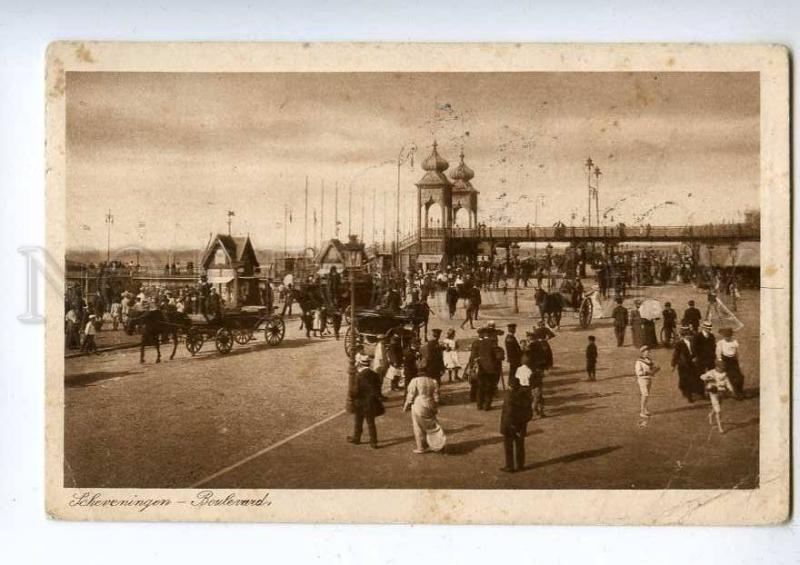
[343,308,423,358]
[534,276,594,329]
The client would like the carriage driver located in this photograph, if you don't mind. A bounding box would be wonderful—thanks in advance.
[198,274,211,316]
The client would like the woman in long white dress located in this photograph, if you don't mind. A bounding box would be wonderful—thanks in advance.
[442,328,461,382]
[403,374,447,454]
[589,285,606,319]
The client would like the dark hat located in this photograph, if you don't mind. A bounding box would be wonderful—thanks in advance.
[701,320,713,330]
[664,302,671,307]
[688,300,695,306]
[615,297,623,304]
[507,323,517,329]
[431,328,442,336]
[720,327,734,337]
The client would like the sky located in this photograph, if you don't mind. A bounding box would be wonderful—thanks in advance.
[65,71,759,252]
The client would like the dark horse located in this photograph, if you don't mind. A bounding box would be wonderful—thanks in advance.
[125,307,189,363]
[534,287,565,330]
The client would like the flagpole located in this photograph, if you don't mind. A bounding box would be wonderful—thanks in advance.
[304,176,309,258]
[334,181,339,239]
[320,179,325,245]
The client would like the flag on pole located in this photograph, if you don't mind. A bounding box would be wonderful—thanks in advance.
[714,298,744,331]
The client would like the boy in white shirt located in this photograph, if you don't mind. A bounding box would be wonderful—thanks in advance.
[634,346,659,418]
[700,359,735,433]
[83,314,99,355]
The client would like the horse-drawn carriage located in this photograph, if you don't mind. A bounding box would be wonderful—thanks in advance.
[126,305,286,359]
[183,306,286,355]
[534,277,594,329]
[343,306,427,358]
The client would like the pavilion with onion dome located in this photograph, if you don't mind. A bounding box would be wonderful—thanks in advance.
[397,141,485,271]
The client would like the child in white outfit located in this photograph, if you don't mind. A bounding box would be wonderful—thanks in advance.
[700,359,734,433]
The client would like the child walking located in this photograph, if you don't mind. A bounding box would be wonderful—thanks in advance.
[82,314,99,355]
[442,328,461,382]
[585,335,598,381]
[634,345,659,418]
[700,359,735,433]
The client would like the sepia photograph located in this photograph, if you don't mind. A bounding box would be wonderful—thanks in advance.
[44,42,790,524]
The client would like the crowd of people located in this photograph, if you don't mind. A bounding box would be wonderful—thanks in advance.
[346,274,748,469]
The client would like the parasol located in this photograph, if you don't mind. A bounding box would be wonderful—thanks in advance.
[639,298,663,320]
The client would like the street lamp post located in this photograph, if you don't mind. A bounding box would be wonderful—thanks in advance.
[343,235,364,414]
[511,243,520,314]
[104,209,114,264]
[533,193,544,258]
[729,243,738,311]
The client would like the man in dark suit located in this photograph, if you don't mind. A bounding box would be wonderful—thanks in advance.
[347,354,384,449]
[682,300,702,333]
[671,326,701,402]
[693,320,717,372]
[505,323,522,386]
[420,328,445,385]
[612,297,628,347]
[467,327,501,410]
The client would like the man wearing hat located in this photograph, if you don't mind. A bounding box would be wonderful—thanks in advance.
[348,350,384,449]
[682,300,702,333]
[612,297,628,347]
[505,323,522,387]
[672,326,702,402]
[630,299,643,348]
[402,337,421,390]
[693,320,717,373]
[532,321,555,369]
[467,326,502,410]
[420,329,445,386]
[661,301,677,346]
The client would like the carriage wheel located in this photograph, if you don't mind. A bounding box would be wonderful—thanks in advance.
[264,316,285,346]
[578,298,593,328]
[185,328,204,356]
[233,327,252,345]
[343,325,360,357]
[343,305,352,326]
[215,328,234,354]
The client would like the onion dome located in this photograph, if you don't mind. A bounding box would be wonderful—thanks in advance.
[450,150,475,182]
[421,141,449,172]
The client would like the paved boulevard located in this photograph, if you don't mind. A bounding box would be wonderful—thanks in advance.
[64,284,760,490]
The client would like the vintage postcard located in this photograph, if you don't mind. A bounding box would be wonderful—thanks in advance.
[45,42,790,524]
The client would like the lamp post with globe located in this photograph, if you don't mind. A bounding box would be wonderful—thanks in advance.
[343,235,365,413]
